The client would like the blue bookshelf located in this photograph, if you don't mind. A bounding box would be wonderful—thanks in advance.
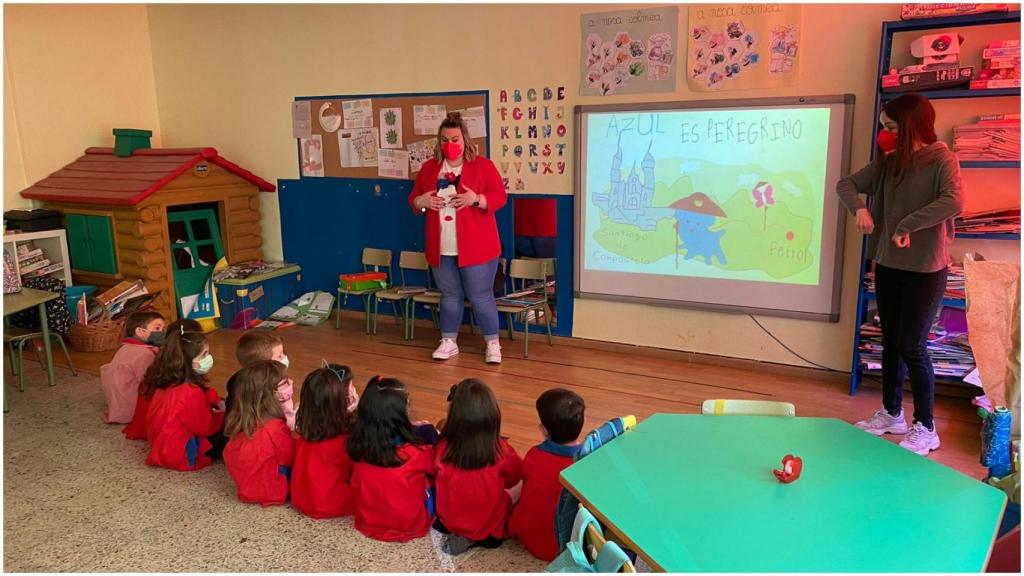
[850,10,1022,396]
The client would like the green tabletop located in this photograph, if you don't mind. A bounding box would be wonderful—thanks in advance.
[3,287,59,315]
[560,413,1006,572]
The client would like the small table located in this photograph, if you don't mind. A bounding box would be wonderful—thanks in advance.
[560,413,1007,572]
[3,287,60,411]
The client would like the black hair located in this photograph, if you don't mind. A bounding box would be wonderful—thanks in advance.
[440,378,503,470]
[347,376,420,467]
[536,388,585,444]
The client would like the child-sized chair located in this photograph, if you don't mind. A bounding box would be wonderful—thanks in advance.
[372,251,430,340]
[495,258,553,357]
[545,505,635,573]
[701,399,796,417]
[4,327,77,391]
[336,247,393,334]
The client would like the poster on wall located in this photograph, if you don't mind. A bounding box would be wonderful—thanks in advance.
[414,104,447,135]
[687,3,802,91]
[379,107,403,149]
[292,101,312,139]
[300,135,324,177]
[338,128,379,168]
[378,149,410,179]
[580,6,679,96]
[496,86,569,193]
[342,98,374,129]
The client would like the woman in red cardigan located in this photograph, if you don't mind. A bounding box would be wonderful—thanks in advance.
[409,112,508,364]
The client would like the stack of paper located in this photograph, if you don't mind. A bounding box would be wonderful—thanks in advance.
[953,116,1021,161]
[956,206,1021,235]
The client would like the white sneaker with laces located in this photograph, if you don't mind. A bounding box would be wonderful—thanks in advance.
[432,338,459,360]
[485,340,502,364]
[855,409,909,436]
[899,422,941,455]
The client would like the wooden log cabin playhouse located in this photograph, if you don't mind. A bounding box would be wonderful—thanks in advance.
[18,129,276,321]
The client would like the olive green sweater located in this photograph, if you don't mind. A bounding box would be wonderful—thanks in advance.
[836,142,965,273]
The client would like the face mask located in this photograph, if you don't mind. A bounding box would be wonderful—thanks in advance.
[147,331,166,346]
[194,354,214,375]
[876,129,898,153]
[276,354,290,369]
[441,141,463,161]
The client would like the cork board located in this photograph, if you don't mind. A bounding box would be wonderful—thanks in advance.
[294,90,489,180]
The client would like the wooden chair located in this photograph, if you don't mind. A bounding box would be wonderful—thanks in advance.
[372,251,429,340]
[495,258,552,357]
[336,247,392,334]
[4,327,76,392]
[701,399,796,417]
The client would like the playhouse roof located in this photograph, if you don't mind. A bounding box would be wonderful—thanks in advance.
[19,147,276,206]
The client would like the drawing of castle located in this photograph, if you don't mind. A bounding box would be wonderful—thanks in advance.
[593,138,667,230]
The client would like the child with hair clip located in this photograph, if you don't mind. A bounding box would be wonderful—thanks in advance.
[143,322,226,471]
[100,311,165,424]
[223,360,296,507]
[347,376,435,542]
[290,361,359,518]
[434,378,523,555]
[123,319,212,440]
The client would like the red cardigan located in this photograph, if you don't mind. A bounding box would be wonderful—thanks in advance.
[351,443,435,542]
[290,435,355,519]
[434,438,523,541]
[145,383,225,471]
[408,157,507,267]
[223,418,295,507]
[508,442,578,560]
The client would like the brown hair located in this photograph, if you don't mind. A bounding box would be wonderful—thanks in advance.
[536,388,585,444]
[440,378,503,470]
[433,111,478,163]
[295,363,356,442]
[224,360,286,438]
[880,94,938,179]
[235,331,282,367]
[138,319,206,399]
[124,311,164,339]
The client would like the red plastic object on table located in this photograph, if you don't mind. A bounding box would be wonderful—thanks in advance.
[773,454,803,483]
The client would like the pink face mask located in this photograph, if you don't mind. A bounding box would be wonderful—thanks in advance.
[441,141,463,161]
[876,130,898,153]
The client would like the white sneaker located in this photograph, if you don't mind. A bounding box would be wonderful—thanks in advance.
[855,409,909,436]
[432,338,459,360]
[485,340,502,364]
[899,422,941,456]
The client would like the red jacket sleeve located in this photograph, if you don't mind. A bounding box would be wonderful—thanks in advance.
[476,158,507,215]
[182,386,225,437]
[501,442,523,489]
[409,160,437,213]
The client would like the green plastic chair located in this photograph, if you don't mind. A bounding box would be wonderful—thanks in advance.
[701,399,796,417]
[336,247,392,334]
[4,327,77,392]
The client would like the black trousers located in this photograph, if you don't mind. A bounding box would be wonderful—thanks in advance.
[874,264,948,428]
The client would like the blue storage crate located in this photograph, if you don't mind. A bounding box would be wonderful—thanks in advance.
[65,285,96,323]
[214,266,303,329]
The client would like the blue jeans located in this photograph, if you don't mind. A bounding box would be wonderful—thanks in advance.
[433,256,499,340]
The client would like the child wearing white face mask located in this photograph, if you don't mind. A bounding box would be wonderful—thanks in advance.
[225,331,296,430]
[142,322,226,471]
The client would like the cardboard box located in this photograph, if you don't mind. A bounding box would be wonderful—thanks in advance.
[881,66,974,91]
[911,32,964,58]
[901,3,1010,20]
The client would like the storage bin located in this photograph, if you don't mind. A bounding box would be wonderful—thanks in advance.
[65,284,96,323]
[4,209,63,232]
[215,265,303,329]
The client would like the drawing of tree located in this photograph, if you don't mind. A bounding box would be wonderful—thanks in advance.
[384,110,397,125]
[386,129,399,145]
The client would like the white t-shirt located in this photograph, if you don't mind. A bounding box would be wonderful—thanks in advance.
[438,160,462,256]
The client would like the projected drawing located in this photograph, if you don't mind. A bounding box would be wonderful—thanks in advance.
[670,193,727,267]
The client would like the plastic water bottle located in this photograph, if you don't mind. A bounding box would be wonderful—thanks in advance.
[981,406,1012,478]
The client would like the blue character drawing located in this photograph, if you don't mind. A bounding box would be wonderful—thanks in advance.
[670,192,727,267]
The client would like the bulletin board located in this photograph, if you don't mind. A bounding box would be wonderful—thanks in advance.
[293,90,489,180]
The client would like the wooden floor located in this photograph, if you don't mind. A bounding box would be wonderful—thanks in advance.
[49,310,987,478]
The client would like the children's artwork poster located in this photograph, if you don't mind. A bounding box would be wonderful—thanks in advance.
[407,138,436,173]
[580,6,679,96]
[342,98,374,129]
[379,107,403,149]
[300,135,324,177]
[687,3,802,91]
[338,128,379,168]
[292,101,312,139]
[318,101,342,133]
[495,86,570,193]
[378,149,410,179]
[414,104,447,135]
[454,106,487,139]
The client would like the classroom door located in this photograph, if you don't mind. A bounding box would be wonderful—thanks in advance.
[167,209,224,318]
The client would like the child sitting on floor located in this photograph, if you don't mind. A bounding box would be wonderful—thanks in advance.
[434,378,523,555]
[143,323,225,471]
[100,311,165,424]
[347,376,435,542]
[123,319,205,440]
[508,388,585,560]
[290,362,358,519]
[223,360,296,507]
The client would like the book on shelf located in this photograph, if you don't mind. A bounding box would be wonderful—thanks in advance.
[19,258,51,275]
[976,68,1021,81]
[984,57,1021,69]
[881,66,973,92]
[969,78,1022,89]
[982,47,1022,59]
[96,279,148,307]
[24,262,64,278]
[988,40,1021,49]
[16,248,42,262]
[900,3,1011,20]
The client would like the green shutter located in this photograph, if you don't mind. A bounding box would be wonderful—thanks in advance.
[85,215,117,274]
[65,213,93,271]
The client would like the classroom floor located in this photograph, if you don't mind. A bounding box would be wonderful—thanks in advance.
[2,312,988,571]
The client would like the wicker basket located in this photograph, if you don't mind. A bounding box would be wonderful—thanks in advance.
[68,310,125,352]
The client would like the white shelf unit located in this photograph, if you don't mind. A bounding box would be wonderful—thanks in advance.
[3,229,73,286]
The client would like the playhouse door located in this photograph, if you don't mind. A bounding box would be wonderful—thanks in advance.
[167,209,224,319]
